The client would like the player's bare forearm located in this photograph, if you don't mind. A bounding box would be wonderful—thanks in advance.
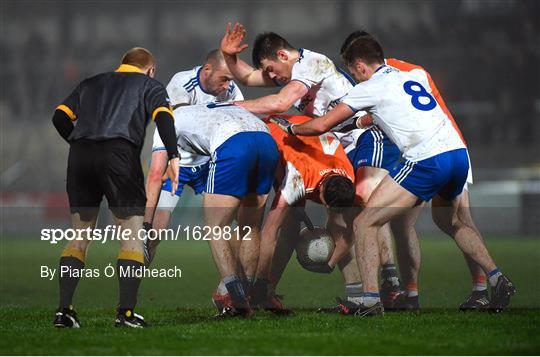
[256,198,290,279]
[235,81,307,114]
[235,95,288,114]
[221,22,274,87]
[223,53,271,87]
[144,151,168,223]
[292,103,355,136]
[326,212,350,268]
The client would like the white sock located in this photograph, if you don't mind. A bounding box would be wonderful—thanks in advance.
[345,282,363,300]
[473,283,487,292]
[347,296,363,305]
[217,281,228,295]
[361,293,380,307]
[488,268,502,287]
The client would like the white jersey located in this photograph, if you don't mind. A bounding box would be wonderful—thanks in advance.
[290,48,363,151]
[164,104,269,158]
[166,66,244,107]
[152,66,244,167]
[342,65,465,162]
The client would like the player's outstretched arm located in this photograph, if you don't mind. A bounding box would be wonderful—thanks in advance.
[235,80,308,114]
[221,22,276,87]
[291,103,355,136]
[144,151,168,224]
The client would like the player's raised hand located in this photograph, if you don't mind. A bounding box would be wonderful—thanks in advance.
[162,157,180,196]
[221,22,249,55]
[269,115,296,135]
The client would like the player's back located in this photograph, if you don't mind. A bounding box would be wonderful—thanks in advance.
[347,66,465,162]
[69,70,164,148]
[172,104,269,156]
[386,58,465,145]
[268,115,354,192]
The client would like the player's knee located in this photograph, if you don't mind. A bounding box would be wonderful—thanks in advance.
[353,209,377,235]
[432,211,460,237]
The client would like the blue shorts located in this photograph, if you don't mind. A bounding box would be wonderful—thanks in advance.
[162,162,210,197]
[390,148,469,201]
[347,127,401,172]
[206,132,278,197]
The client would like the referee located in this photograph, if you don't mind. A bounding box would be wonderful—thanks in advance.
[52,47,179,328]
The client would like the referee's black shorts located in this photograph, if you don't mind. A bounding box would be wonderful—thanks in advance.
[67,139,146,218]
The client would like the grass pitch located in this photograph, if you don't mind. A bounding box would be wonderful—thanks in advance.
[1,236,539,355]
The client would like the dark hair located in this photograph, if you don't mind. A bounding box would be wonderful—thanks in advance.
[340,31,384,66]
[323,175,355,212]
[252,32,295,69]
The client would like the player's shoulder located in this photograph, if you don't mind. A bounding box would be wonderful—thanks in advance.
[146,76,167,89]
[168,66,200,91]
[295,48,334,68]
[292,48,336,80]
[220,81,243,99]
[386,58,429,77]
[299,48,328,61]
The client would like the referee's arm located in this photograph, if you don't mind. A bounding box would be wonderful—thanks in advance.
[53,85,79,143]
[52,108,75,142]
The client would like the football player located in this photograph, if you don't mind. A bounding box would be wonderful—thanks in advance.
[220,23,407,307]
[272,33,516,316]
[163,103,278,317]
[144,49,243,264]
[337,31,491,311]
[251,115,357,313]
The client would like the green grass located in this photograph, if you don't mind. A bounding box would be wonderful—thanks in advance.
[1,236,539,355]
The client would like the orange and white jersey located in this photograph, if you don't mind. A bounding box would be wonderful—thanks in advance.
[342,63,466,162]
[267,115,355,205]
[386,58,472,184]
[385,58,466,146]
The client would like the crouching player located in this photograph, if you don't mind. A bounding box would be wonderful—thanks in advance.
[274,34,516,316]
[143,49,243,264]
[166,103,278,317]
[244,115,360,313]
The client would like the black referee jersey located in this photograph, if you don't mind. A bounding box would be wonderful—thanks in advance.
[56,64,173,150]
[55,64,177,218]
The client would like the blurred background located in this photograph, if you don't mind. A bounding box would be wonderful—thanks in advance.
[1,1,539,315]
[1,0,539,235]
